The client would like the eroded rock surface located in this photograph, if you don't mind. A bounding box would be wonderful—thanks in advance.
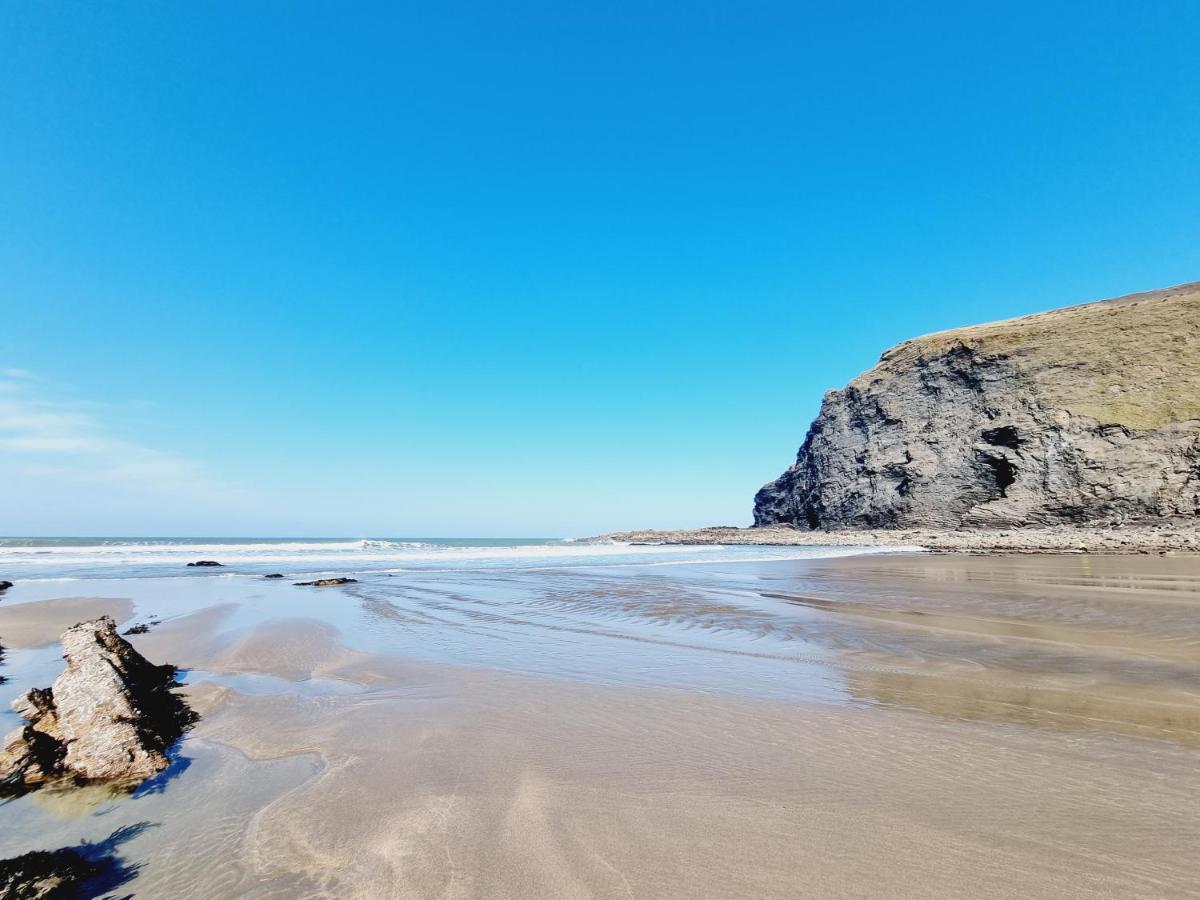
[0,617,196,793]
[755,282,1200,529]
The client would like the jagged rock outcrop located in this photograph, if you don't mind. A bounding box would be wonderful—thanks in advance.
[755,282,1200,529]
[0,617,196,793]
[293,577,357,586]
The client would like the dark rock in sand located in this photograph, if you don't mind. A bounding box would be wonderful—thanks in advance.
[0,848,101,899]
[293,577,358,586]
[0,824,144,899]
[186,560,223,567]
[0,617,197,794]
[264,573,285,579]
[123,617,160,636]
[755,282,1200,530]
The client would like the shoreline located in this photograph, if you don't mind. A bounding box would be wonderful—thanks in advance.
[594,522,1200,553]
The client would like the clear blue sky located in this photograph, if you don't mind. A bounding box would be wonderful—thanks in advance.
[2,2,1198,536]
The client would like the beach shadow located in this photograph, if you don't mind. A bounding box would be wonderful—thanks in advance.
[75,821,156,897]
[0,822,154,899]
[132,748,193,797]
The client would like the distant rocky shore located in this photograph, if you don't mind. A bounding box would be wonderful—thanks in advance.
[595,522,1200,553]
[608,283,1200,555]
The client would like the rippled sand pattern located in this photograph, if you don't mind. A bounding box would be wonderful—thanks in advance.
[1,553,1198,897]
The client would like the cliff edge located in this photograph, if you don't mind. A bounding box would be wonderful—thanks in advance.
[753,282,1200,529]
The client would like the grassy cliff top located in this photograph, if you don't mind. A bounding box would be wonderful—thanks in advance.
[863,282,1200,429]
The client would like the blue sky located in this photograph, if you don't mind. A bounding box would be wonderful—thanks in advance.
[2,2,1198,536]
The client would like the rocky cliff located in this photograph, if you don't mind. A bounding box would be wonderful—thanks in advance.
[754,282,1200,529]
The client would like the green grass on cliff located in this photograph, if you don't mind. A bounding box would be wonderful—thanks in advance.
[877,282,1200,430]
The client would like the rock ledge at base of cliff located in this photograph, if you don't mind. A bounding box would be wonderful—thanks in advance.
[594,522,1200,553]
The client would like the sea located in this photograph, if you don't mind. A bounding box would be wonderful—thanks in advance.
[0,535,910,582]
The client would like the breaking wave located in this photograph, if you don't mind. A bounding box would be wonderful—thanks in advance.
[0,536,920,581]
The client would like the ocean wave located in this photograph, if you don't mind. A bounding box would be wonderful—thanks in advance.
[0,538,493,558]
[0,537,924,580]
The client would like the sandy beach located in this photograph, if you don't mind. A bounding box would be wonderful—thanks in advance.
[1,547,1198,897]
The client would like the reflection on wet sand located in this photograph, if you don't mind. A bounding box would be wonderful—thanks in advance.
[756,554,1200,745]
[847,662,1200,746]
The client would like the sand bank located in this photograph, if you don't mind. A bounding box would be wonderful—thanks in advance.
[0,596,133,648]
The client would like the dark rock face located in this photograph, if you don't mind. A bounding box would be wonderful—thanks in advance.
[0,617,196,794]
[755,283,1200,529]
[0,848,100,899]
[293,577,358,586]
[186,560,223,567]
[0,825,144,899]
[123,616,160,636]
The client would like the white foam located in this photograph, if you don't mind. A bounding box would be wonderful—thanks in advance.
[0,537,923,579]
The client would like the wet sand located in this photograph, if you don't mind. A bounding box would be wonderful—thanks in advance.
[0,596,132,648]
[1,554,1198,897]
